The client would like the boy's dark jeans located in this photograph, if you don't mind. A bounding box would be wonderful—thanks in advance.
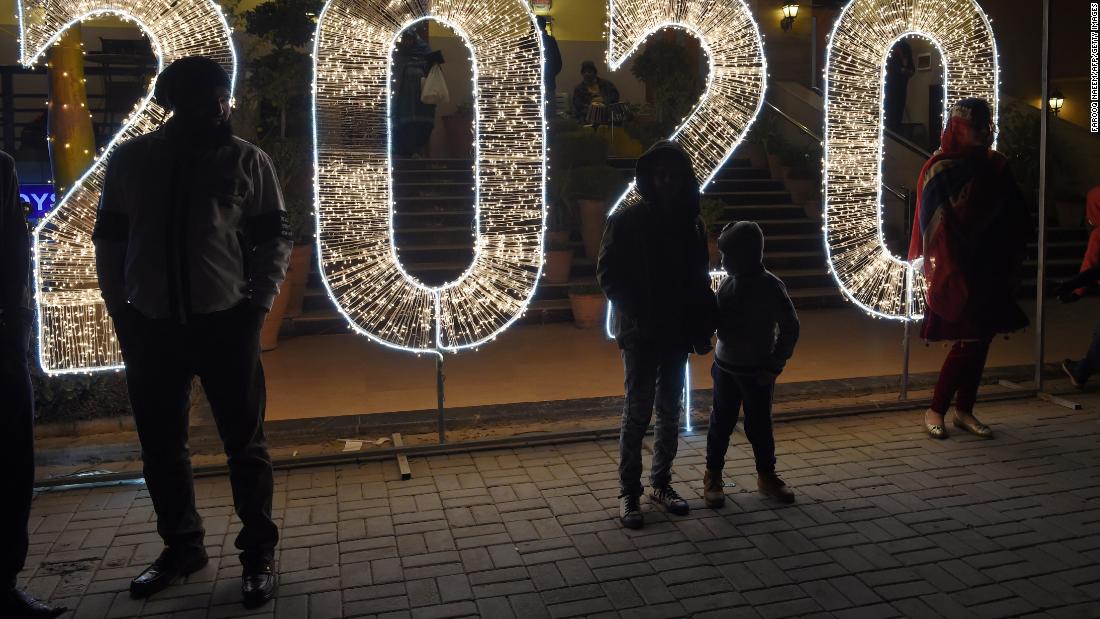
[706,363,776,474]
[619,347,687,498]
[1072,319,1100,383]
[114,303,278,569]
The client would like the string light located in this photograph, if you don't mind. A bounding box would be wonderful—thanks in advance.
[603,0,768,337]
[312,0,546,353]
[822,0,998,320]
[18,0,237,374]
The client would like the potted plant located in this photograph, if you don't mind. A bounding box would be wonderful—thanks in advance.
[543,237,574,284]
[630,38,702,127]
[284,196,314,318]
[569,164,623,260]
[700,196,727,268]
[546,166,576,245]
[568,283,607,329]
[443,98,474,158]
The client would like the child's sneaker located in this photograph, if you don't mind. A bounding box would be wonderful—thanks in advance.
[703,470,725,508]
[757,472,795,504]
[619,494,643,529]
[649,485,690,516]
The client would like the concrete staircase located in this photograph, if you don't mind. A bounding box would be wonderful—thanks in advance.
[291,155,843,336]
[291,156,1088,335]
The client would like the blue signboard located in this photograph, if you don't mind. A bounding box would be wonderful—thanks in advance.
[19,184,56,219]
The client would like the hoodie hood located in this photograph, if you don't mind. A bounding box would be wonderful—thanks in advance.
[635,140,700,216]
[718,221,764,275]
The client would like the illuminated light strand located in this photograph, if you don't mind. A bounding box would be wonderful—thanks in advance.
[822,0,998,320]
[18,0,237,374]
[603,0,768,339]
[312,0,546,354]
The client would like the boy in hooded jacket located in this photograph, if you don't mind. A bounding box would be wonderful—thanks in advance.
[704,221,799,507]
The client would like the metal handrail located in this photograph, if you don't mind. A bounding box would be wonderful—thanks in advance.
[884,127,932,159]
[762,99,916,203]
[764,100,821,142]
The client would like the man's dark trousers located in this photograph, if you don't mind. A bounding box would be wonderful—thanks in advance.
[116,303,278,568]
[619,347,687,498]
[0,312,34,588]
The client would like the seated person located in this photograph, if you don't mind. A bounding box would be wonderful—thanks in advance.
[572,60,620,124]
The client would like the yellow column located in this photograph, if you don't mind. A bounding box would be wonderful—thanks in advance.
[46,27,95,196]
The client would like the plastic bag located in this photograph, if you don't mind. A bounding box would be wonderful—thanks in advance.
[421,65,449,105]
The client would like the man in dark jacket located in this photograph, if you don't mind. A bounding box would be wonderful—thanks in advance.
[597,141,716,529]
[93,57,290,608]
[1,154,66,619]
[537,16,563,114]
[572,60,620,124]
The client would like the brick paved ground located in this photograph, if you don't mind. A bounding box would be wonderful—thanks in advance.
[20,393,1100,619]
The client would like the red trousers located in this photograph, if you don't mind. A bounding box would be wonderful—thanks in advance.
[931,339,992,414]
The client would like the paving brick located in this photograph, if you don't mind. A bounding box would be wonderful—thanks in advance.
[20,397,1100,619]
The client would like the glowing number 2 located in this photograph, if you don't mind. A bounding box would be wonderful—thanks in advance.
[17,0,236,374]
[312,1,546,353]
[604,0,768,335]
[823,0,998,320]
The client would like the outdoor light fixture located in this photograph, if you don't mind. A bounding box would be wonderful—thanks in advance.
[823,0,998,321]
[781,3,799,31]
[312,0,546,352]
[1049,89,1064,115]
[17,0,236,373]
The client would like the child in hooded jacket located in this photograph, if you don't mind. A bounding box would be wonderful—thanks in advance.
[703,221,799,507]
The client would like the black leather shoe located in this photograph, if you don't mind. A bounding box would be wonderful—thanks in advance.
[129,547,208,599]
[0,587,67,618]
[241,564,277,609]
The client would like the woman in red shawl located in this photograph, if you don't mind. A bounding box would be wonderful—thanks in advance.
[908,98,1031,439]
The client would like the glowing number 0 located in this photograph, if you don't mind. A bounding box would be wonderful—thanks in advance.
[823,0,998,320]
[604,0,768,334]
[17,0,236,374]
[312,1,546,353]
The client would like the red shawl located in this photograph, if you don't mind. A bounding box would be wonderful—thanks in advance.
[908,112,1031,341]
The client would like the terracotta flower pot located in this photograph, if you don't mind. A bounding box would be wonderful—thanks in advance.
[544,249,574,284]
[285,244,312,318]
[260,282,291,352]
[578,198,608,260]
[569,292,607,329]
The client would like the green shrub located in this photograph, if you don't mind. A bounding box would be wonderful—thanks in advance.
[31,369,131,422]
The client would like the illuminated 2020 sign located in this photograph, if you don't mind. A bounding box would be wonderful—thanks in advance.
[21,0,999,373]
[312,0,546,353]
[822,0,998,320]
[17,0,236,374]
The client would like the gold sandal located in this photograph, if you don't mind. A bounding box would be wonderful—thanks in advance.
[924,410,948,439]
[951,410,993,438]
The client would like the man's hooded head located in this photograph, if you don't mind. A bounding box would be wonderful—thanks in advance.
[635,140,700,215]
[154,56,232,129]
[581,60,598,83]
[718,221,764,275]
